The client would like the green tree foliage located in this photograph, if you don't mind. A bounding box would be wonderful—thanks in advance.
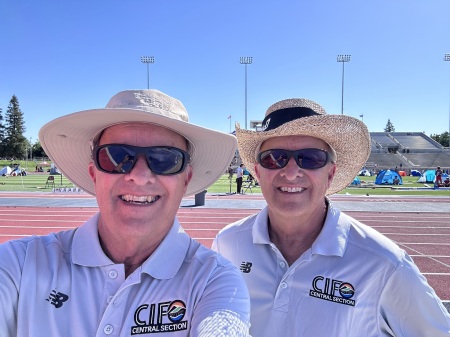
[384,119,395,132]
[430,131,449,147]
[3,95,27,159]
[32,140,46,158]
[0,107,4,139]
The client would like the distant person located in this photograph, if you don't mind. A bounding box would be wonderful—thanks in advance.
[213,97,450,336]
[236,163,245,194]
[435,166,443,186]
[444,177,450,187]
[393,176,400,185]
[0,89,250,336]
[228,165,234,178]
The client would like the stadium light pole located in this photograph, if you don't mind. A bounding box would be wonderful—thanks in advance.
[240,57,253,129]
[140,56,155,89]
[337,54,351,115]
[445,53,450,137]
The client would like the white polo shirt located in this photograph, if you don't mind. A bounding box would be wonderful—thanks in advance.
[0,213,250,337]
[213,204,450,337]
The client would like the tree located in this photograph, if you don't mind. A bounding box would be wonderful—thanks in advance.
[32,140,46,158]
[3,95,27,159]
[430,131,449,147]
[384,119,395,132]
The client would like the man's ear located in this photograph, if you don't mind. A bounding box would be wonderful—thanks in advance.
[327,163,337,188]
[185,165,193,187]
[88,162,96,183]
[254,164,261,180]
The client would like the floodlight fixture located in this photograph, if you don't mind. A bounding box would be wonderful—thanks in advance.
[240,57,253,129]
[140,56,155,89]
[444,53,450,135]
[337,54,351,115]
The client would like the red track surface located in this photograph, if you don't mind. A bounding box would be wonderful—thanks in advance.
[0,200,449,302]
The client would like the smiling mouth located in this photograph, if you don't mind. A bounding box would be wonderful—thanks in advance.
[279,187,304,193]
[120,195,160,204]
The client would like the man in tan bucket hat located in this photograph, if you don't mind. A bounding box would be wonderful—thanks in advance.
[213,97,450,336]
[0,89,251,336]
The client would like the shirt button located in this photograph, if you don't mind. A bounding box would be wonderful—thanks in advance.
[104,324,114,335]
[109,270,118,279]
[279,261,286,268]
[107,296,114,304]
[280,282,287,289]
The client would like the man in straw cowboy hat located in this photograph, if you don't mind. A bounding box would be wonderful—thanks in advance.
[0,89,251,336]
[213,98,450,336]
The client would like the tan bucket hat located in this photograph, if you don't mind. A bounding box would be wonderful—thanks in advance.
[236,98,371,195]
[39,89,237,196]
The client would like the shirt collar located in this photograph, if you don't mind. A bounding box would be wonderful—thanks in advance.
[73,213,191,279]
[311,203,350,257]
[252,207,271,244]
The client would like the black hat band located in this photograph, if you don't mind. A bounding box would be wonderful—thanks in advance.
[261,107,319,132]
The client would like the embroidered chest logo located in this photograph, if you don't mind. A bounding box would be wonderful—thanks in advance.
[309,276,356,306]
[46,289,69,308]
[240,262,252,273]
[131,300,188,334]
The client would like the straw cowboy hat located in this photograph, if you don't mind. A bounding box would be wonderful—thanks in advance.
[39,89,237,196]
[236,98,371,195]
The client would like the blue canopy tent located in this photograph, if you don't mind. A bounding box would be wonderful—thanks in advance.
[375,170,403,185]
[417,170,435,183]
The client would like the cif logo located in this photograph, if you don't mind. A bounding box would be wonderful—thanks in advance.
[134,300,187,326]
[312,276,355,299]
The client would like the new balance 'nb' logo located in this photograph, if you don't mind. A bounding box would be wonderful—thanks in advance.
[240,262,252,273]
[46,290,69,308]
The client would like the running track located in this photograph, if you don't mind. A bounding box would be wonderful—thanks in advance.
[0,192,449,311]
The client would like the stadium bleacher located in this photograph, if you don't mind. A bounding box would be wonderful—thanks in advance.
[367,132,450,172]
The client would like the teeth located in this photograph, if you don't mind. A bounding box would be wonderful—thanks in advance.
[121,195,159,204]
[279,187,304,193]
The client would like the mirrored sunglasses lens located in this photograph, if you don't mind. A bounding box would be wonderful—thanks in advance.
[298,149,328,169]
[97,146,135,173]
[147,148,185,175]
[259,150,288,169]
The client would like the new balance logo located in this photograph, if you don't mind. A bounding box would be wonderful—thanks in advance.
[240,262,252,273]
[46,290,69,308]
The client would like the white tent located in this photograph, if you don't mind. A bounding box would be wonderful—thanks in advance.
[359,169,372,176]
[0,166,12,175]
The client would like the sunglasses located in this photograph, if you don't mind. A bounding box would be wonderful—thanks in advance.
[93,144,190,175]
[257,148,331,170]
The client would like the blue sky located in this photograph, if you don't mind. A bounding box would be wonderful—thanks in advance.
[1,0,450,145]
